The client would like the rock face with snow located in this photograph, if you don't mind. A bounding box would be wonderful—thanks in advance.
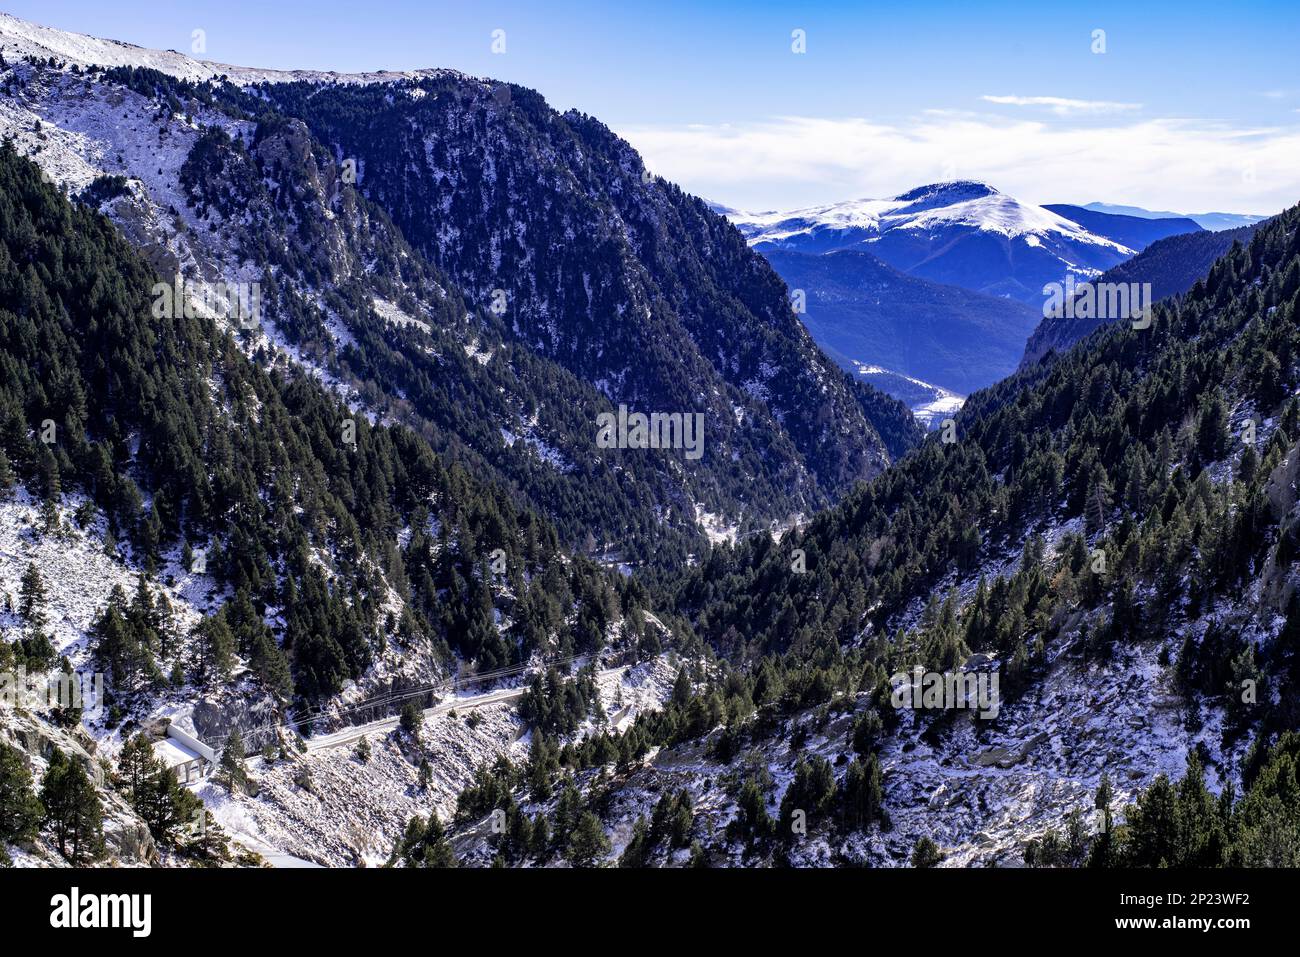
[463,630,1224,868]
[197,656,679,867]
[0,11,462,87]
[728,182,1135,304]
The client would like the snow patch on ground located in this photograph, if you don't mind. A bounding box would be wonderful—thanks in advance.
[694,504,740,547]
[0,490,212,676]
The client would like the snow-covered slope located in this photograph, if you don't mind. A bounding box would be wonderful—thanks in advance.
[200,656,679,867]
[480,628,1226,868]
[728,182,1136,303]
[1,476,680,868]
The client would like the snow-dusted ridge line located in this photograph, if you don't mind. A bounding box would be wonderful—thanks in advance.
[0,11,475,87]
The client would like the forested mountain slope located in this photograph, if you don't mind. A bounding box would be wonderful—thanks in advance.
[0,134,687,864]
[0,140,661,706]
[0,50,918,572]
[255,78,919,478]
[1022,221,1265,368]
[684,204,1300,689]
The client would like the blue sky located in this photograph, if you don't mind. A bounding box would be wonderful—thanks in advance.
[11,1,1300,213]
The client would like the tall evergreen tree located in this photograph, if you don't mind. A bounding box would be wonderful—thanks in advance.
[40,751,105,865]
[18,563,46,628]
[566,810,611,868]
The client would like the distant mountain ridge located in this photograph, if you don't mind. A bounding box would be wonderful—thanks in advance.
[1043,203,1202,251]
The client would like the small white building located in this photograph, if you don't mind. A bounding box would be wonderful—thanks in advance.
[152,725,217,784]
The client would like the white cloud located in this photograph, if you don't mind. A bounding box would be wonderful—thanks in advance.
[981,95,1142,115]
[618,112,1300,215]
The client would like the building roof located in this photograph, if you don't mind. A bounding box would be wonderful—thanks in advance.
[152,737,203,769]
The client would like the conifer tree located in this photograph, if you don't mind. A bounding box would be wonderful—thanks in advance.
[116,734,157,807]
[191,612,236,685]
[688,840,709,867]
[911,836,942,868]
[566,810,610,868]
[399,701,422,740]
[249,631,292,702]
[219,730,248,794]
[1195,391,1230,465]
[18,563,46,628]
[1084,463,1113,535]
[843,755,884,831]
[91,589,157,700]
[619,816,650,868]
[390,813,456,867]
[114,737,199,847]
[418,813,457,867]
[529,814,550,861]
[40,750,105,864]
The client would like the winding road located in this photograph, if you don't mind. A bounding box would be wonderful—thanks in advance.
[304,666,629,753]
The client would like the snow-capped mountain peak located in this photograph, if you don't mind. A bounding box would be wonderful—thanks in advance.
[725,181,1136,303]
